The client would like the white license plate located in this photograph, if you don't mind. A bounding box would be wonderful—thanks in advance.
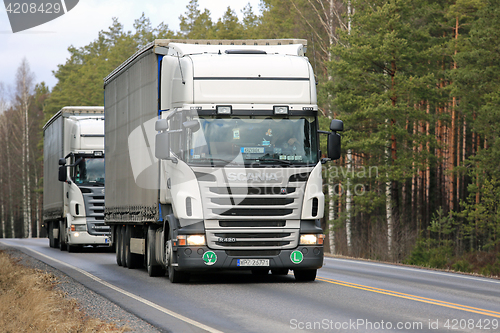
[237,259,270,267]
[242,147,265,154]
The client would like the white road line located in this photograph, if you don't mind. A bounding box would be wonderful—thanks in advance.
[324,257,500,284]
[23,247,224,333]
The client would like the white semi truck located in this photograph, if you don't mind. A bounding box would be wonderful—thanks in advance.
[43,106,110,252]
[104,39,343,282]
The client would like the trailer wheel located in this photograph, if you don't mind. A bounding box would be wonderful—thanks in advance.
[121,226,127,267]
[115,226,123,266]
[52,222,59,248]
[147,227,165,277]
[48,222,55,248]
[165,232,189,283]
[293,269,317,282]
[125,225,141,269]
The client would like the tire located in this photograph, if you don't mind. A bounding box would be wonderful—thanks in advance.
[147,227,165,277]
[121,226,127,267]
[48,222,54,248]
[166,231,189,283]
[53,222,59,249]
[59,221,67,251]
[293,269,317,282]
[115,226,123,266]
[125,225,142,269]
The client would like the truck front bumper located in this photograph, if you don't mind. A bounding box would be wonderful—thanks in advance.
[173,246,323,271]
[67,231,110,246]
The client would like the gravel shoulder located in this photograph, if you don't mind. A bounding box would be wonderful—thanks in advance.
[0,243,163,333]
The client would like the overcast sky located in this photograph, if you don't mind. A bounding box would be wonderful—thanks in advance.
[0,0,261,95]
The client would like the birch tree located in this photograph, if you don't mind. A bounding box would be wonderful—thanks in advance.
[15,58,34,238]
[0,83,7,238]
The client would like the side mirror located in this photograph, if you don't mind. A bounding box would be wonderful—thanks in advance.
[330,119,344,132]
[155,119,169,131]
[59,158,66,166]
[183,120,200,132]
[155,131,170,160]
[327,132,341,160]
[58,165,67,182]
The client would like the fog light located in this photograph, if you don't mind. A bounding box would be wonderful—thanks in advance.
[217,105,232,114]
[74,232,80,237]
[273,106,289,115]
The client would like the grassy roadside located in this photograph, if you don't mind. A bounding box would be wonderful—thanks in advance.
[0,250,128,332]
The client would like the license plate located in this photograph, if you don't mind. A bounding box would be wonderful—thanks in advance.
[237,259,270,267]
[241,147,265,154]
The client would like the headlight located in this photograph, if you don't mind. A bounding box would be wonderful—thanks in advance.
[177,234,206,246]
[300,234,325,245]
[70,224,87,232]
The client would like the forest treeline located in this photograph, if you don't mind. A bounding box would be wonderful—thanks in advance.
[0,0,498,276]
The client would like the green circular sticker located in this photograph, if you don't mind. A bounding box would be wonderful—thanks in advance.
[202,251,217,265]
[290,250,304,264]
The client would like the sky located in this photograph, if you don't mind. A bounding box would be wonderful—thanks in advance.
[0,0,261,96]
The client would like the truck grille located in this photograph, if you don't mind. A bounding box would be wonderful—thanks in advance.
[206,229,299,250]
[195,167,311,250]
[81,186,110,235]
[204,186,300,219]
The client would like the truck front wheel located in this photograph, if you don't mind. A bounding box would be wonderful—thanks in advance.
[147,227,165,277]
[294,269,317,282]
[59,220,67,251]
[165,233,189,283]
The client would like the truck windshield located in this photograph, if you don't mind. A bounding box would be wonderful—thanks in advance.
[72,157,105,185]
[183,116,318,166]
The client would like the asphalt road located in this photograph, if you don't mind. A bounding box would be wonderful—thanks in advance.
[1,238,499,333]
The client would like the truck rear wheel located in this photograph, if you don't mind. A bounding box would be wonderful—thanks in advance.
[293,269,317,282]
[121,226,127,267]
[147,227,165,277]
[48,222,55,248]
[125,225,142,269]
[115,226,123,266]
[165,233,189,283]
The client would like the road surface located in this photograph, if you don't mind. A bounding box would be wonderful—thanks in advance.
[1,238,499,332]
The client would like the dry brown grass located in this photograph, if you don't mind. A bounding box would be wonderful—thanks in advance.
[0,250,128,333]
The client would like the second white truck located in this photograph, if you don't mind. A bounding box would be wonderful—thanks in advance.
[104,39,343,282]
[43,106,110,252]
